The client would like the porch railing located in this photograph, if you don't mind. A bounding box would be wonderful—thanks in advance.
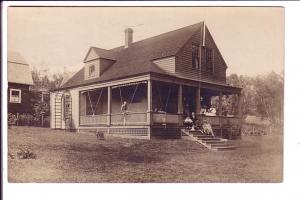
[79,113,240,127]
[111,112,147,125]
[200,115,240,126]
[152,113,179,124]
[80,114,107,125]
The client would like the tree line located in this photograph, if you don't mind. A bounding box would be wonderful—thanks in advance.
[226,71,284,125]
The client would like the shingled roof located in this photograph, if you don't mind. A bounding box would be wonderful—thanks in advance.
[8,51,33,85]
[59,22,204,89]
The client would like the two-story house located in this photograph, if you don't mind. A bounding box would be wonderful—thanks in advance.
[50,22,242,139]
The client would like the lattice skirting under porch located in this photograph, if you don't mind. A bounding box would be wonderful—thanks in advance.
[78,126,150,139]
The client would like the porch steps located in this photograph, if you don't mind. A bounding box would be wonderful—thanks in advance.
[181,129,236,151]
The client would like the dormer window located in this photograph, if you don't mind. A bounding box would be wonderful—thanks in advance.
[89,65,95,77]
[192,44,200,69]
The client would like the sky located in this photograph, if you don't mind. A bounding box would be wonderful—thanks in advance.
[7,7,284,76]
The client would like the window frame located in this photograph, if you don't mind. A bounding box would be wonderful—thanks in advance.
[201,46,214,74]
[9,88,22,104]
[191,44,200,69]
[88,65,96,77]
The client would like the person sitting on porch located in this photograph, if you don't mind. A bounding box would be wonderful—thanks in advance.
[158,107,165,113]
[205,107,217,116]
[184,116,193,130]
[202,120,215,137]
[121,101,128,113]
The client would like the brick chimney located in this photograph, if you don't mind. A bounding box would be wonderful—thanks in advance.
[124,28,133,48]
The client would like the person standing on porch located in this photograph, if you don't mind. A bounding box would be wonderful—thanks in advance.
[121,101,128,125]
[191,112,198,130]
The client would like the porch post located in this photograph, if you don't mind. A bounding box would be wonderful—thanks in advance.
[218,92,223,137]
[178,84,183,126]
[237,93,242,117]
[195,86,201,115]
[218,92,223,116]
[237,92,243,136]
[147,80,152,125]
[107,86,111,126]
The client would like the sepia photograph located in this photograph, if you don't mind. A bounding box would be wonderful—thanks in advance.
[6,6,284,183]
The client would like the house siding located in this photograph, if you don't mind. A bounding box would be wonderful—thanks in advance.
[175,26,227,83]
[84,59,100,80]
[50,88,80,129]
[8,83,32,114]
[153,56,175,74]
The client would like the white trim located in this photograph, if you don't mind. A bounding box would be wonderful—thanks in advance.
[88,64,96,77]
[9,88,21,103]
[78,74,150,92]
[202,21,206,46]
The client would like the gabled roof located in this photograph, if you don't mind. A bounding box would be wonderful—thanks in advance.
[60,22,204,89]
[8,51,28,65]
[7,51,33,85]
[83,47,117,62]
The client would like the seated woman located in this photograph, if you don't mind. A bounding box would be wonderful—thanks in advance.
[202,120,215,137]
[184,116,193,130]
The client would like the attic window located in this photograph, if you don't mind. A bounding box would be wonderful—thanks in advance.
[192,44,200,69]
[10,89,21,103]
[201,47,214,74]
[89,65,95,77]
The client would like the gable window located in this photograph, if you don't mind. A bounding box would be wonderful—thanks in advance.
[10,89,21,103]
[192,44,200,69]
[201,47,214,74]
[89,65,95,77]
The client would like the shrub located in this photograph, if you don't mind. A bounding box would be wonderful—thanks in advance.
[18,114,41,126]
[8,113,17,126]
[17,148,37,159]
[43,116,50,127]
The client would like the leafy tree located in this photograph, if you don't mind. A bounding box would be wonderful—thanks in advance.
[226,71,283,125]
[30,69,64,125]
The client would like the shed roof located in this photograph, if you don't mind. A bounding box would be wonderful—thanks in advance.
[7,51,33,85]
[60,22,204,89]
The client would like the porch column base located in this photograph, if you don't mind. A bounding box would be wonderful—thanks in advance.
[178,112,184,127]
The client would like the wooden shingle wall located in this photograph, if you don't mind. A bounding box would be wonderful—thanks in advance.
[153,56,176,74]
[175,26,227,83]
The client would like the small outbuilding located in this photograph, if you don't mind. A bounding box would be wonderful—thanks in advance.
[7,51,33,114]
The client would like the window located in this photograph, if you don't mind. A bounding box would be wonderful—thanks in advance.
[192,44,200,69]
[89,65,95,77]
[10,89,21,103]
[201,47,214,74]
[64,95,71,119]
[206,48,214,73]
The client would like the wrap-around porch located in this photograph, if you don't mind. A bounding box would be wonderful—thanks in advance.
[78,77,242,138]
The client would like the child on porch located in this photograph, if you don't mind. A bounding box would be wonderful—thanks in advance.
[121,101,128,125]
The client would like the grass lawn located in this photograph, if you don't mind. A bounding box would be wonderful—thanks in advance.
[7,126,283,183]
